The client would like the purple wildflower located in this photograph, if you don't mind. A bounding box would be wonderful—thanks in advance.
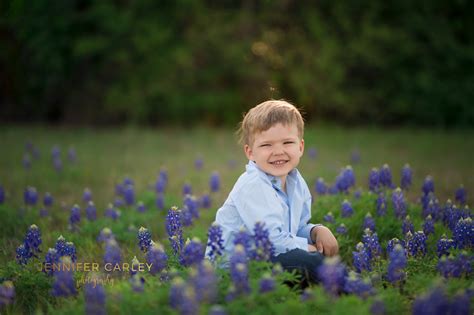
[363,213,376,231]
[51,257,77,297]
[392,188,407,218]
[387,244,407,284]
[123,184,135,206]
[192,260,218,303]
[344,272,374,299]
[69,204,81,229]
[16,244,32,265]
[181,238,204,267]
[379,164,393,188]
[0,281,15,307]
[52,157,63,172]
[24,186,38,206]
[83,188,92,203]
[406,231,427,257]
[402,215,414,235]
[386,238,406,256]
[104,239,121,266]
[43,248,60,276]
[370,300,386,315]
[336,224,347,235]
[169,277,185,309]
[183,183,192,195]
[24,224,42,255]
[336,166,355,193]
[315,178,327,195]
[422,176,435,196]
[341,199,353,217]
[453,217,473,249]
[97,227,115,244]
[104,203,120,220]
[184,195,200,219]
[200,194,211,208]
[436,235,455,257]
[209,171,220,193]
[146,241,168,275]
[67,147,77,163]
[155,178,166,194]
[376,193,387,216]
[85,201,97,221]
[412,286,449,315]
[317,257,347,297]
[138,227,152,253]
[63,242,77,262]
[259,273,276,293]
[437,253,473,278]
[23,154,31,169]
[368,168,379,192]
[136,201,146,213]
[54,235,67,256]
[0,185,4,204]
[323,212,335,223]
[362,229,382,261]
[423,215,435,236]
[156,193,165,210]
[43,192,53,207]
[400,164,412,190]
[84,275,106,315]
[229,245,250,297]
[455,185,467,205]
[172,280,198,315]
[206,223,225,262]
[252,222,275,261]
[166,206,184,255]
[353,242,371,273]
[233,227,253,255]
[195,157,204,170]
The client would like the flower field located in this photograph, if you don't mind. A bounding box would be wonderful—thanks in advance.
[0,126,472,314]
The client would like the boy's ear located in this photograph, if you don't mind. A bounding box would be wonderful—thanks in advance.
[299,139,305,154]
[244,144,253,160]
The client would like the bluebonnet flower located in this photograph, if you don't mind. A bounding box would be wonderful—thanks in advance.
[307,147,317,159]
[123,177,134,186]
[155,178,166,194]
[315,178,327,195]
[184,195,200,219]
[97,227,115,244]
[376,193,387,216]
[406,231,427,257]
[158,169,168,185]
[181,207,194,227]
[353,242,371,273]
[43,248,60,275]
[195,157,204,170]
[259,273,276,293]
[387,238,406,256]
[450,290,471,315]
[23,224,42,256]
[336,166,355,193]
[354,189,362,199]
[402,215,414,235]
[200,194,211,208]
[455,185,466,205]
[104,203,120,220]
[104,239,121,266]
[436,235,455,257]
[336,223,347,235]
[209,305,227,315]
[341,199,353,217]
[412,286,450,315]
[191,260,218,303]
[328,184,339,195]
[156,193,165,210]
[51,145,61,159]
[423,215,435,236]
[233,227,253,255]
[443,199,460,231]
[63,242,77,262]
[424,197,440,220]
[115,183,124,196]
[67,147,76,163]
[43,192,53,207]
[323,212,335,223]
[39,208,49,217]
[0,281,15,307]
[136,201,146,212]
[129,274,145,293]
[453,217,473,249]
[54,235,67,256]
[183,183,192,195]
[422,176,435,196]
[362,229,382,261]
[363,213,376,231]
[343,272,374,299]
[400,164,412,190]
[387,244,407,284]
[351,149,361,164]
[181,238,204,267]
[252,222,275,261]
[166,206,184,255]
[370,300,386,315]
[379,164,393,188]
[209,171,220,193]
[53,157,63,172]
[51,257,77,297]
[85,201,97,221]
[84,274,106,315]
[317,256,347,297]
[138,227,152,253]
[0,185,4,204]
[83,188,92,203]
[69,204,81,229]
[229,245,250,298]
[437,253,473,278]
[123,184,135,206]
[16,244,32,265]
[207,223,224,262]
[170,278,198,315]
[24,186,38,206]
[23,154,31,169]
[169,277,185,309]
[113,197,124,208]
[146,241,168,275]
[368,168,379,192]
[391,188,407,218]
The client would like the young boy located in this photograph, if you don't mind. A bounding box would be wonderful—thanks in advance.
[206,100,338,283]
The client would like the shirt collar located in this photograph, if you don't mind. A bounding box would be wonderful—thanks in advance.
[246,160,298,190]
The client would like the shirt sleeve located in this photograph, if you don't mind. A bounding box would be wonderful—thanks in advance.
[296,177,318,244]
[233,179,308,254]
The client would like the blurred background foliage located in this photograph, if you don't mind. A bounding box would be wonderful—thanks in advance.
[1,0,473,127]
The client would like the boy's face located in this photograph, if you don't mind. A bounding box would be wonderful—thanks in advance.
[244,123,304,182]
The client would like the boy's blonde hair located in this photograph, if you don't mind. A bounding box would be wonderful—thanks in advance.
[238,100,304,146]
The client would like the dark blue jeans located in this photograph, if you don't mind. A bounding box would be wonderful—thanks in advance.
[271,249,324,284]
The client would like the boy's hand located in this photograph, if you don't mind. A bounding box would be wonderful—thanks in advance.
[311,225,339,256]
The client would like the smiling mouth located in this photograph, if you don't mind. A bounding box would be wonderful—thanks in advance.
[269,160,289,165]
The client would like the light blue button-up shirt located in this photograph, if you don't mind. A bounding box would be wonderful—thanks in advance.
[205,161,318,264]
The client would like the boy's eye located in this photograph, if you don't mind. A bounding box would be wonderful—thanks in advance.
[260,144,270,147]
[284,141,295,144]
